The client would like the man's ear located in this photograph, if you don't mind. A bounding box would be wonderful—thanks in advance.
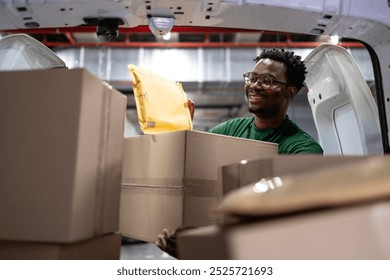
[288,86,298,100]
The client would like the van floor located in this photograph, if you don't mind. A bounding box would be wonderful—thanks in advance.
[120,238,175,260]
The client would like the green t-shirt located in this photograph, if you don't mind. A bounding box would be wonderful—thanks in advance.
[209,116,323,154]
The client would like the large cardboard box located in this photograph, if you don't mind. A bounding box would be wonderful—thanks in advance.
[0,233,121,260]
[120,130,277,242]
[0,68,126,243]
[177,156,390,259]
[177,200,390,259]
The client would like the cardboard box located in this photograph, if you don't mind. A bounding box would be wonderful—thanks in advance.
[0,233,121,260]
[221,155,372,195]
[0,68,127,243]
[177,200,390,259]
[120,130,277,242]
[177,156,390,259]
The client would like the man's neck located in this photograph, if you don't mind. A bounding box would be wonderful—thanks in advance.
[253,115,286,129]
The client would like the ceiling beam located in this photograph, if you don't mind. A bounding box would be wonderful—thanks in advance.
[1,25,364,48]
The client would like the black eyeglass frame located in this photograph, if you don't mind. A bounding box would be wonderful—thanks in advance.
[243,72,290,88]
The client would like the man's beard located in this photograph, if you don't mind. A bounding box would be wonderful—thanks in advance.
[249,106,277,119]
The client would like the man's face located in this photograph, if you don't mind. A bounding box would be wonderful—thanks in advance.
[245,58,292,119]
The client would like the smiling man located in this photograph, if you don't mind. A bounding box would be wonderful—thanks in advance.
[208,48,323,154]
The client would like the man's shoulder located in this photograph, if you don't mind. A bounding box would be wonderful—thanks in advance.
[280,118,324,154]
[283,118,313,136]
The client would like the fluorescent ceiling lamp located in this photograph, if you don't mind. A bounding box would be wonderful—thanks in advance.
[162,32,171,40]
[330,35,339,44]
[149,16,175,36]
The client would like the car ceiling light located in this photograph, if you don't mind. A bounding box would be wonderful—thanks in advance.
[162,32,171,40]
[330,35,339,44]
[149,16,175,36]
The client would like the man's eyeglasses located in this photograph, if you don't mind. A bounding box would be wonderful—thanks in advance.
[243,72,289,89]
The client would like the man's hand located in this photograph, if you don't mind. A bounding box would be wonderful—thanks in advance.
[156,228,178,258]
[156,227,193,258]
[187,98,195,121]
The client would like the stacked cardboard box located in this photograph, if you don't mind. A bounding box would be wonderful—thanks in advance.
[177,200,390,259]
[0,233,122,260]
[0,68,126,259]
[177,155,390,259]
[119,130,278,242]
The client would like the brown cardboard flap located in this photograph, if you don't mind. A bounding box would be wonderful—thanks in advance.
[218,156,390,216]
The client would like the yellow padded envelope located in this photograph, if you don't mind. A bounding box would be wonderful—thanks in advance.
[129,64,193,134]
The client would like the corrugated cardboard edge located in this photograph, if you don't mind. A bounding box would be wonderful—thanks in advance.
[97,81,126,236]
[72,69,126,240]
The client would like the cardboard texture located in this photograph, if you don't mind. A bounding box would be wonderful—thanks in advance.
[177,200,390,259]
[120,186,183,242]
[0,68,126,243]
[177,155,390,259]
[0,233,121,260]
[120,130,277,242]
[218,156,390,216]
[221,155,372,195]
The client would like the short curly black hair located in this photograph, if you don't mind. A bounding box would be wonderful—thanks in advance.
[254,48,307,91]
